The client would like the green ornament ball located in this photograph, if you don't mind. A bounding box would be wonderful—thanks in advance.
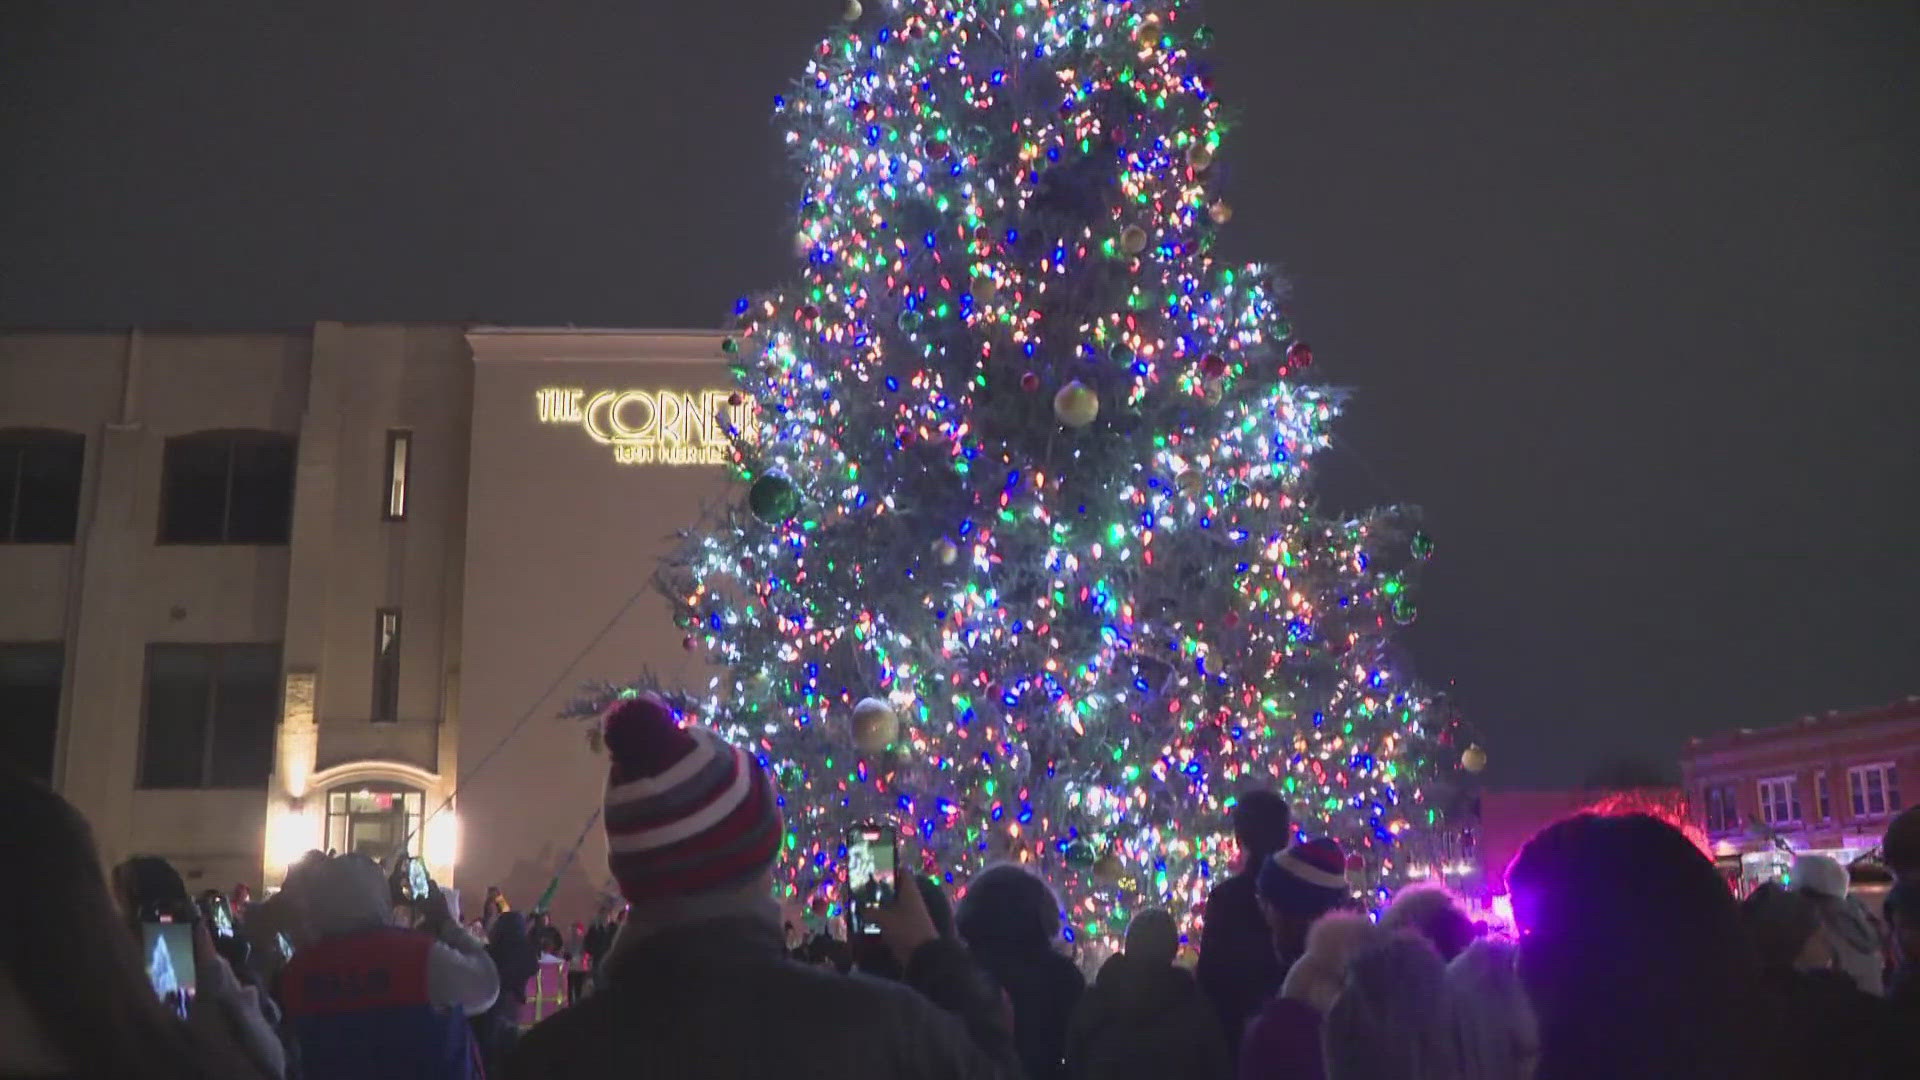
[1411,530,1436,560]
[748,471,800,522]
[1065,839,1097,867]
[1110,341,1135,365]
[897,308,924,333]
[1392,595,1419,625]
[721,336,739,355]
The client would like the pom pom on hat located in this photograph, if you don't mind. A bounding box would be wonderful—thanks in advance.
[601,693,697,784]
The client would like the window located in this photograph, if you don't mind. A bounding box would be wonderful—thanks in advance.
[159,431,296,544]
[0,429,84,543]
[372,609,401,723]
[0,643,64,783]
[1849,764,1901,819]
[1816,772,1831,822]
[382,430,411,521]
[139,644,281,789]
[1756,776,1802,827]
[1704,783,1741,834]
[325,784,424,864]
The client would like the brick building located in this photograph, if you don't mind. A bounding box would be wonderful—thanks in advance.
[1679,697,1920,893]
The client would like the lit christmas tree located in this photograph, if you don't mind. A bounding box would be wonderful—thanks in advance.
[577,0,1478,950]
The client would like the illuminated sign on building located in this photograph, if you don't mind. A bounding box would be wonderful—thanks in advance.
[535,387,751,466]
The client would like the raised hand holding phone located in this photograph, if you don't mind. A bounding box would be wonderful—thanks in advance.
[871,867,938,967]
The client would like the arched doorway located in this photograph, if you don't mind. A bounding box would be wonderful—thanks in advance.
[323,782,424,866]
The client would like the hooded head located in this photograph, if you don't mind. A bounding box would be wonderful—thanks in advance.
[1321,935,1452,1080]
[599,694,783,920]
[956,862,1062,959]
[296,853,393,939]
[1124,908,1179,968]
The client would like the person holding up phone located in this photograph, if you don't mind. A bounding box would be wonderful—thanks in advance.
[500,693,1021,1080]
[0,768,276,1079]
[276,853,498,1080]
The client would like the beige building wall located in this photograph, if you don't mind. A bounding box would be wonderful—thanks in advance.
[457,329,732,922]
[0,324,471,894]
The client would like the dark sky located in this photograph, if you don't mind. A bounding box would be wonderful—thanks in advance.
[4,2,1916,787]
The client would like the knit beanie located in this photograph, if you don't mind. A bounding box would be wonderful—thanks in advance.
[601,694,782,906]
[1257,837,1351,916]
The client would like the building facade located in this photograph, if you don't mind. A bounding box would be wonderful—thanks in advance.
[1679,698,1920,892]
[0,324,730,918]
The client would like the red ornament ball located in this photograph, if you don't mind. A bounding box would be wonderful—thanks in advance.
[682,636,697,651]
[1286,341,1314,369]
[928,139,950,159]
[1201,353,1228,378]
[1020,371,1041,392]
[810,897,830,916]
[799,304,819,322]
[727,391,744,406]
[1225,612,1240,627]
[1345,852,1367,873]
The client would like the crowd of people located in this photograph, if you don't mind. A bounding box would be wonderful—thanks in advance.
[3,692,1918,1079]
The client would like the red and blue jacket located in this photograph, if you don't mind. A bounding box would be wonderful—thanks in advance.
[279,927,481,1080]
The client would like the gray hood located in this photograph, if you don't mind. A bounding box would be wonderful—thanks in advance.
[298,854,395,938]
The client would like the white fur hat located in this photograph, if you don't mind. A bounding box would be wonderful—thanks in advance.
[1790,853,1850,900]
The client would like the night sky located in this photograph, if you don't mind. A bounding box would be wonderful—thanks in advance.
[4,2,1916,787]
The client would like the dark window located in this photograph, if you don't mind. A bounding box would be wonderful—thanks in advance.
[1704,784,1740,834]
[0,643,64,783]
[139,644,281,789]
[1816,772,1831,821]
[159,431,296,544]
[372,609,401,722]
[0,429,84,543]
[383,430,411,521]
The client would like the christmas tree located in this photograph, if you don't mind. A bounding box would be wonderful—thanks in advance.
[579,0,1476,950]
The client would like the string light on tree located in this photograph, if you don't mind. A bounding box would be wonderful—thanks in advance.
[570,0,1474,955]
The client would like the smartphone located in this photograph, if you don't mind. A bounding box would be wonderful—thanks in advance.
[407,857,430,902]
[141,918,198,1019]
[201,894,235,938]
[845,824,897,936]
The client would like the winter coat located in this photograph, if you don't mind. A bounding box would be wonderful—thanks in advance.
[973,949,1085,1080]
[1196,870,1281,1053]
[1806,892,1887,996]
[499,913,1020,1080]
[1064,953,1229,1080]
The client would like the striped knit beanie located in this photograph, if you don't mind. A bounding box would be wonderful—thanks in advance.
[601,694,782,905]
[1257,836,1351,916]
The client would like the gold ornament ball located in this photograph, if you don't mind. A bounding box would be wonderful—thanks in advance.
[1461,744,1488,774]
[1092,853,1125,887]
[971,272,997,302]
[1119,225,1149,255]
[1176,469,1205,497]
[843,0,862,21]
[851,697,898,754]
[1202,380,1225,406]
[932,537,959,565]
[1188,144,1214,171]
[1208,200,1234,225]
[793,231,812,258]
[1053,380,1100,427]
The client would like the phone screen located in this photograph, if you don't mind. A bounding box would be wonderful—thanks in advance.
[141,920,197,1018]
[209,897,235,938]
[846,825,897,936]
[407,857,430,901]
